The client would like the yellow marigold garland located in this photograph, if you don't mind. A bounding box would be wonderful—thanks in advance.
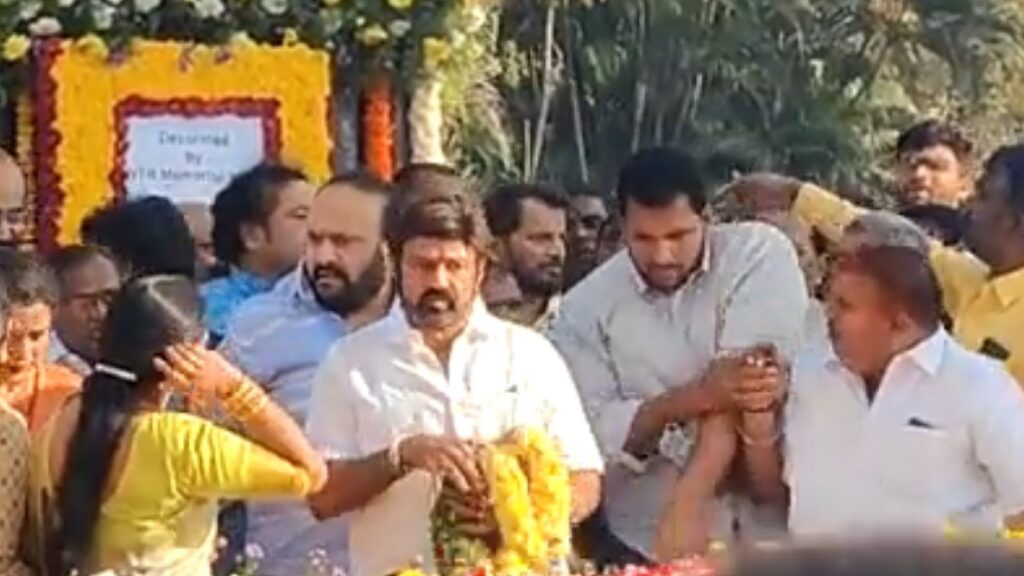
[43,39,332,245]
[483,428,572,575]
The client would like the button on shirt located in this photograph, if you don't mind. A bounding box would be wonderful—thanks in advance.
[548,222,809,555]
[785,329,1024,538]
[795,184,1024,385]
[305,301,604,576]
[220,269,349,576]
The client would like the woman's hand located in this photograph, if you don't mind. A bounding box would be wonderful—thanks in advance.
[154,344,244,406]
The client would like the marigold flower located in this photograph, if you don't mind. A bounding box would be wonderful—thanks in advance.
[76,34,109,61]
[2,35,31,62]
[357,24,389,47]
[421,37,451,72]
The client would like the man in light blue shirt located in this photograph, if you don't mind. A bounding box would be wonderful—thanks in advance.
[202,164,315,342]
[220,173,394,576]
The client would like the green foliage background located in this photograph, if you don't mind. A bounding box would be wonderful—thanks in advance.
[447,0,1024,202]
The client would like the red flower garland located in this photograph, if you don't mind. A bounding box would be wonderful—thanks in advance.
[32,39,64,254]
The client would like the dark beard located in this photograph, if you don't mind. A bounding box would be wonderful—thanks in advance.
[510,258,563,298]
[307,247,388,317]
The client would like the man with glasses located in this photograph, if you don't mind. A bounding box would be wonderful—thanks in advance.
[47,245,122,376]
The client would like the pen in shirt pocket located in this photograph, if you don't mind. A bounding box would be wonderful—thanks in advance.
[907,417,939,430]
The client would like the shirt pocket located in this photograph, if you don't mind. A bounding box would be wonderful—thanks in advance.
[874,426,958,503]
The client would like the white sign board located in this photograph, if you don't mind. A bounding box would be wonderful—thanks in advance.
[122,114,267,203]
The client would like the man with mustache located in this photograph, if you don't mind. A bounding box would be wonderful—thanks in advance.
[549,148,807,560]
[483,183,569,330]
[218,173,394,576]
[305,165,603,576]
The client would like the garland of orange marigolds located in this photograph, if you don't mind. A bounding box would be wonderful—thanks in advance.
[362,74,396,182]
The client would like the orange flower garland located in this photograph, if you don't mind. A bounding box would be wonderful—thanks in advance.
[362,74,395,182]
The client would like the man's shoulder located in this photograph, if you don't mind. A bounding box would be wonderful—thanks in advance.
[225,288,295,330]
[560,251,632,313]
[939,336,1017,391]
[711,221,794,261]
[323,313,402,363]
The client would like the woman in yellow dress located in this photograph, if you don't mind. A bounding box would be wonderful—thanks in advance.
[24,275,327,576]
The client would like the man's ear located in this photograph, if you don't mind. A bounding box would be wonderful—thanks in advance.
[239,222,267,253]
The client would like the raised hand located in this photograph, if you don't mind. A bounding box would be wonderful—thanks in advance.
[154,344,244,405]
[398,435,487,495]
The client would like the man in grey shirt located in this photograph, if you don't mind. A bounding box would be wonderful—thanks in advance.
[549,148,807,559]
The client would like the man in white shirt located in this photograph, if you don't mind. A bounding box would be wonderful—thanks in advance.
[305,166,604,576]
[46,245,121,376]
[548,148,808,559]
[744,244,1024,538]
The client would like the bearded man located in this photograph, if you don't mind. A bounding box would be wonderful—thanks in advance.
[220,173,394,576]
[483,183,569,330]
[305,166,603,576]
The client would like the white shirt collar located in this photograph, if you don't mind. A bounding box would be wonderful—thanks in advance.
[826,328,948,379]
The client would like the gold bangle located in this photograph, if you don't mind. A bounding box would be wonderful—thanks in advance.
[220,377,269,423]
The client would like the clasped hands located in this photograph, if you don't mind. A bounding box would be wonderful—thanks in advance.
[396,435,500,545]
[703,344,788,415]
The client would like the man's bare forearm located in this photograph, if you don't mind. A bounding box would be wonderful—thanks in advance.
[624,382,714,455]
[308,450,399,520]
[569,471,602,525]
[740,413,788,504]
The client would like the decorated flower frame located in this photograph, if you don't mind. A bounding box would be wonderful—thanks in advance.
[25,38,333,250]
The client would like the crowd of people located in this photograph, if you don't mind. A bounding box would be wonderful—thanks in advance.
[0,117,1022,576]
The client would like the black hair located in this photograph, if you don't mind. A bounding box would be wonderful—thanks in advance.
[0,247,59,308]
[321,170,393,197]
[896,120,974,162]
[49,275,204,576]
[730,543,1024,576]
[616,147,707,214]
[833,245,943,330]
[484,183,569,238]
[394,163,461,189]
[898,203,966,246]
[81,196,197,279]
[386,166,492,260]
[568,185,607,200]
[983,144,1024,217]
[211,163,308,266]
[47,244,120,295]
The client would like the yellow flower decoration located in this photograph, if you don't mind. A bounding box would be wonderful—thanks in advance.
[482,428,572,575]
[281,28,301,46]
[421,37,451,72]
[75,34,109,61]
[357,24,389,47]
[43,40,332,245]
[387,0,414,10]
[2,35,31,62]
